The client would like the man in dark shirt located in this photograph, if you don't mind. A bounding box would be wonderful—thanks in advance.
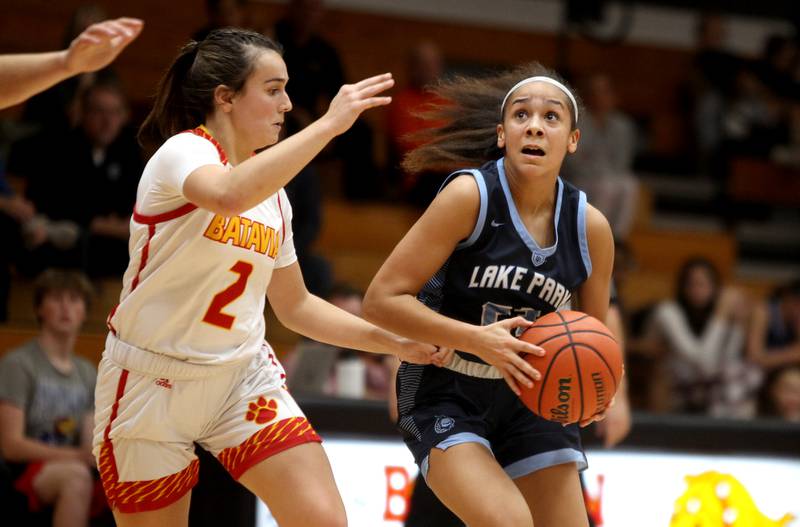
[8,74,142,278]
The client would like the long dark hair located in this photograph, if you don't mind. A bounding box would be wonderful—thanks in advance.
[139,28,282,145]
[403,62,581,175]
[676,257,720,336]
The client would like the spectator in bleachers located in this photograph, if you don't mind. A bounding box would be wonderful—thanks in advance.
[0,269,99,527]
[274,0,383,199]
[274,0,343,128]
[688,13,743,171]
[193,0,247,42]
[751,35,798,101]
[21,4,111,134]
[771,99,800,167]
[386,40,448,207]
[562,73,639,241]
[0,175,35,322]
[716,35,793,166]
[8,73,142,278]
[284,165,332,297]
[747,279,800,372]
[758,366,800,423]
[644,258,760,418]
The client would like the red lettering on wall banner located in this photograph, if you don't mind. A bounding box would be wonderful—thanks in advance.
[384,466,413,521]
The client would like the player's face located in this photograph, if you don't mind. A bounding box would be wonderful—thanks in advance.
[497,82,579,178]
[230,50,292,151]
[37,290,86,336]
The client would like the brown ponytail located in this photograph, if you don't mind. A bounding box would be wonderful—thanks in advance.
[138,28,282,146]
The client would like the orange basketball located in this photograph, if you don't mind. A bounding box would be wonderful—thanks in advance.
[518,310,623,425]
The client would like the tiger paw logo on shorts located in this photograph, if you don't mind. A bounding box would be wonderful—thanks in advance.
[670,471,793,526]
[246,396,278,424]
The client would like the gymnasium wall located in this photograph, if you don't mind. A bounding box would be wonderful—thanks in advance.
[0,0,695,155]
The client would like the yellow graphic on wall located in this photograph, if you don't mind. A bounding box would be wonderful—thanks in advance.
[670,471,793,527]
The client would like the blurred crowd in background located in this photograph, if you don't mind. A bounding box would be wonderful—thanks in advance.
[0,0,798,431]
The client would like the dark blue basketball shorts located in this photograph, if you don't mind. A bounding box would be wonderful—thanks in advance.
[396,360,587,482]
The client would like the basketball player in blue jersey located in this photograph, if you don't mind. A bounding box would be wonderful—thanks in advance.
[364,62,615,526]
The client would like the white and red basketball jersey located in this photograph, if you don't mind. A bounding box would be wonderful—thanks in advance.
[108,127,296,365]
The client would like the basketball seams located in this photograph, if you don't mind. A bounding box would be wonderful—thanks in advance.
[536,346,572,417]
[521,310,622,424]
[533,329,617,348]
[556,311,585,423]
[574,343,619,391]
[527,314,590,329]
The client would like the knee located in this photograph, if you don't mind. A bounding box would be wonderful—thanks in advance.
[33,459,93,505]
[56,460,93,494]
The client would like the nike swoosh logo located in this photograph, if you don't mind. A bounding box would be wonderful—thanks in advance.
[491,220,505,227]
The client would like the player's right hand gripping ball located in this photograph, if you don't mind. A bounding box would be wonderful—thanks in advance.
[518,310,623,425]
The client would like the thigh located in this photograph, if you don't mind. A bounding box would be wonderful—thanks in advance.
[396,364,491,470]
[238,442,345,527]
[514,462,589,527]
[93,359,200,514]
[200,348,321,481]
[112,490,191,527]
[493,396,586,479]
[427,442,532,527]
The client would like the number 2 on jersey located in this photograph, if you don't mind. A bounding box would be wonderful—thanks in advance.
[203,261,253,330]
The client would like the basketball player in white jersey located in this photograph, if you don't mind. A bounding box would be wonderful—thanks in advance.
[92,28,442,527]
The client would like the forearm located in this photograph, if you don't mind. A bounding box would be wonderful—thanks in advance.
[280,293,400,356]
[1,436,80,463]
[223,119,336,214]
[752,342,800,370]
[0,51,71,110]
[363,292,477,353]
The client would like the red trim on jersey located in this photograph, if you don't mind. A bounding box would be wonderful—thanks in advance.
[277,193,286,244]
[129,125,228,226]
[130,224,156,291]
[106,304,119,335]
[98,369,127,505]
[183,125,229,165]
[217,417,321,480]
[97,369,199,513]
[132,203,198,225]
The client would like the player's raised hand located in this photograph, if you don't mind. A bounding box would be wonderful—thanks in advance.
[64,17,143,75]
[468,316,545,396]
[321,73,394,136]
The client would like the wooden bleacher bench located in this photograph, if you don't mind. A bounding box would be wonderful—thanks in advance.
[627,227,737,281]
[317,200,420,253]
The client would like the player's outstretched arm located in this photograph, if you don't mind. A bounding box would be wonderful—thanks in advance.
[183,73,394,217]
[0,17,143,110]
[267,262,441,366]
